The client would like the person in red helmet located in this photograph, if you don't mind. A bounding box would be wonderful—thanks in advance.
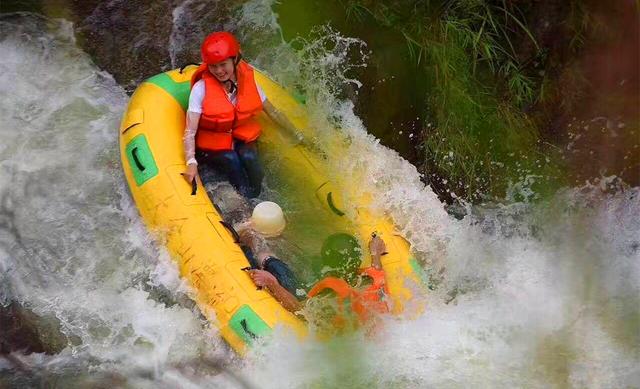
[182,31,302,198]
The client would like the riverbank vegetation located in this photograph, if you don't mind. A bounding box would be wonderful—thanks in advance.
[3,0,636,203]
[321,0,637,203]
[338,0,583,202]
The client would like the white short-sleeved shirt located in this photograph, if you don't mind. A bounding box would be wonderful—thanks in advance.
[188,79,267,113]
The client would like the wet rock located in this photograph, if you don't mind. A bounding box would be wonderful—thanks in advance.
[0,301,73,355]
[70,0,241,92]
[73,0,177,92]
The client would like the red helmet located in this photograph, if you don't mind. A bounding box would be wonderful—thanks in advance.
[201,31,240,64]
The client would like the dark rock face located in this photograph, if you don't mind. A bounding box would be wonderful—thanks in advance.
[73,0,179,92]
[163,0,238,72]
[64,0,237,92]
[0,303,70,355]
[521,0,640,187]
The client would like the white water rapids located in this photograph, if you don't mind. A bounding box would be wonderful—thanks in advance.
[1,7,638,389]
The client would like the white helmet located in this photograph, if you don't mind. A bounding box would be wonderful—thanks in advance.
[251,201,286,237]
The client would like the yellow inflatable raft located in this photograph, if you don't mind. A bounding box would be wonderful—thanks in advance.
[119,65,427,354]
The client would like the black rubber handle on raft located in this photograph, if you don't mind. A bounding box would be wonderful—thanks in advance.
[240,245,261,270]
[240,266,263,291]
[190,178,197,196]
[219,221,241,243]
[240,319,257,339]
[179,63,198,74]
[326,192,345,216]
[179,173,198,195]
[121,122,140,135]
[240,246,264,291]
[131,147,145,171]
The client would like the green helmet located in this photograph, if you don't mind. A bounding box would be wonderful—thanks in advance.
[313,233,362,283]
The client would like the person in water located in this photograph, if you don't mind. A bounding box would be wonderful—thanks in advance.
[182,31,302,198]
[238,226,389,320]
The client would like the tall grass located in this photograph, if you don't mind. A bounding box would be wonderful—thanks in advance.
[341,0,564,201]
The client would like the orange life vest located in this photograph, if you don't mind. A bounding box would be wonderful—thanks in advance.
[307,267,389,324]
[190,61,263,151]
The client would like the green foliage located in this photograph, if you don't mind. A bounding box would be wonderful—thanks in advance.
[341,0,542,105]
[340,0,563,201]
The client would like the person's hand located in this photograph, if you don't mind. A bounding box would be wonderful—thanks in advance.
[234,220,255,235]
[369,234,387,257]
[248,269,278,289]
[182,163,198,184]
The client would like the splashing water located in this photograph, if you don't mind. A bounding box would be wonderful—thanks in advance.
[1,3,639,388]
[232,2,640,387]
[0,14,239,387]
[236,1,450,260]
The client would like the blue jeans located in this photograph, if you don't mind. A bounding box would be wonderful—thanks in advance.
[196,141,264,198]
[240,247,302,299]
[263,256,302,299]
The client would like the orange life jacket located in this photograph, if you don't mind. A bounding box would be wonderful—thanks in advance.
[307,267,389,324]
[190,61,263,151]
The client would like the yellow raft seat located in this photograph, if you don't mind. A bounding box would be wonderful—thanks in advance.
[119,65,428,354]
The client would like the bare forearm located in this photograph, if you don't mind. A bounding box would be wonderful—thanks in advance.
[371,253,382,269]
[263,100,300,139]
[267,283,302,312]
[183,111,200,164]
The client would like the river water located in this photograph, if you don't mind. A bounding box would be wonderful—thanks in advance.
[1,4,638,389]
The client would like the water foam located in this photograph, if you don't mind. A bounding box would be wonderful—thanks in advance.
[229,2,639,388]
[1,5,638,388]
[0,14,230,385]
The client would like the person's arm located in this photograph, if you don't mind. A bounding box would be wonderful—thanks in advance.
[182,111,201,183]
[262,99,305,144]
[248,269,302,312]
[182,81,206,183]
[369,235,387,270]
[239,228,302,312]
[238,226,273,263]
